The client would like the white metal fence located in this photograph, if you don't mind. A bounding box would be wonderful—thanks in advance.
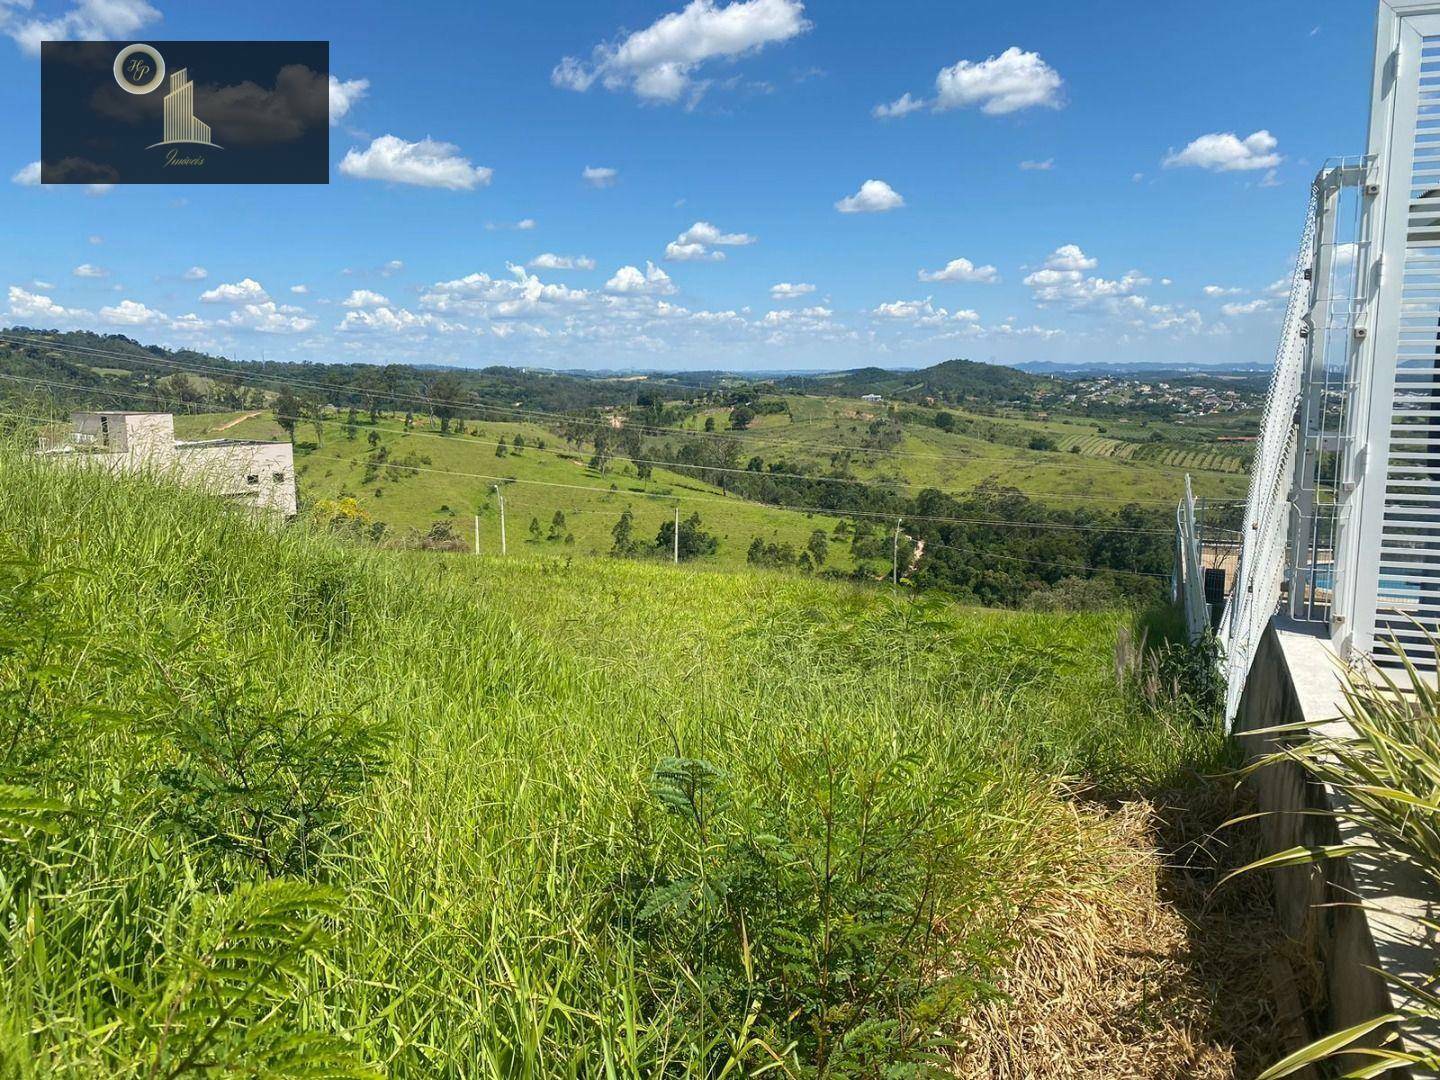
[1217,185,1319,722]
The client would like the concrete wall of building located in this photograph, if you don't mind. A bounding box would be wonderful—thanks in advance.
[50,414,296,519]
[1236,624,1440,1074]
[70,412,175,458]
[175,441,296,517]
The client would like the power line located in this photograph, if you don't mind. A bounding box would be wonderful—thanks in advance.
[0,331,1254,483]
[5,405,1181,537]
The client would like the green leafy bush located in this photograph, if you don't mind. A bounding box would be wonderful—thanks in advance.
[627,748,1016,1074]
[144,651,391,877]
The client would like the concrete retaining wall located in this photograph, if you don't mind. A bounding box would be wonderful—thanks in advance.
[1235,622,1440,1074]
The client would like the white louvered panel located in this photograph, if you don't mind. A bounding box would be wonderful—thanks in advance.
[1379,34,1440,671]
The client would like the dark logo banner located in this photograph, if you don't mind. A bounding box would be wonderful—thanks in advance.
[41,41,330,185]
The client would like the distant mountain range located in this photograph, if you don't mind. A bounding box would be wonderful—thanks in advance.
[0,325,1263,417]
[1011,360,1272,377]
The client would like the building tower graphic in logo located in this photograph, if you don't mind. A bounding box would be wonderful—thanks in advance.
[149,68,221,149]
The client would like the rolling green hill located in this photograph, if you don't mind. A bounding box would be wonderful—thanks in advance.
[778,357,1050,405]
[165,396,1243,601]
[172,410,867,573]
[3,327,1254,603]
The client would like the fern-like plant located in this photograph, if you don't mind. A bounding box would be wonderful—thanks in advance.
[104,879,375,1078]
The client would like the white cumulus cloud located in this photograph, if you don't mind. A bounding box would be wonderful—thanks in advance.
[421,265,591,318]
[918,257,998,284]
[99,299,165,325]
[337,306,432,333]
[770,282,815,298]
[665,220,755,261]
[1042,244,1098,272]
[7,285,89,325]
[664,242,722,262]
[871,298,977,324]
[872,93,924,119]
[1221,298,1271,316]
[342,289,390,308]
[182,266,208,281]
[552,0,810,106]
[935,48,1063,114]
[339,135,493,190]
[1163,130,1281,172]
[835,179,904,214]
[583,165,619,187]
[876,48,1063,119]
[200,277,268,303]
[6,0,160,55]
[220,301,315,334]
[72,263,107,278]
[528,253,597,270]
[605,262,677,295]
[328,76,369,125]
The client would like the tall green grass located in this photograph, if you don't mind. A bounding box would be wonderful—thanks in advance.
[0,448,1223,1076]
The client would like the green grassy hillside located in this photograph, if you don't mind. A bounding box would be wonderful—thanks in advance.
[172,410,865,572]
[0,450,1224,1076]
[660,393,1250,504]
[171,393,1246,569]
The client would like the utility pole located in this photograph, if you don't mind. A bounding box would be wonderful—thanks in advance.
[494,484,507,556]
[673,503,680,565]
[892,519,902,587]
[473,513,480,556]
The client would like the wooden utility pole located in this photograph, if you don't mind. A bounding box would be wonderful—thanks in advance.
[494,485,507,556]
[892,519,902,586]
[673,503,680,564]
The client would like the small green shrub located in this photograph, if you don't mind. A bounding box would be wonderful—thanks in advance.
[627,748,1014,1074]
[144,650,391,877]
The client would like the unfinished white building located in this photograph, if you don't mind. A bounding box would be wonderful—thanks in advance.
[41,412,296,518]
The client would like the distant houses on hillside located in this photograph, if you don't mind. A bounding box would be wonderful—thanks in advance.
[37,412,296,518]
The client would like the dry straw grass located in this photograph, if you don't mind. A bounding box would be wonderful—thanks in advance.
[954,787,1305,1080]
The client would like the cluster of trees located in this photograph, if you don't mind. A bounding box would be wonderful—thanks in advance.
[777,358,1046,408]
[527,510,575,546]
[611,508,717,561]
[747,529,830,572]
[862,416,903,451]
[0,330,712,433]
[727,397,788,431]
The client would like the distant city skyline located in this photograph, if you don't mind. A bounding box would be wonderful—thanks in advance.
[1,0,1374,371]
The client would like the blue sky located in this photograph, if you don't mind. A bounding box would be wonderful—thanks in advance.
[0,0,1376,371]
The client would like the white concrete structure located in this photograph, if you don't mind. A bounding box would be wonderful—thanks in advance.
[41,412,296,518]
